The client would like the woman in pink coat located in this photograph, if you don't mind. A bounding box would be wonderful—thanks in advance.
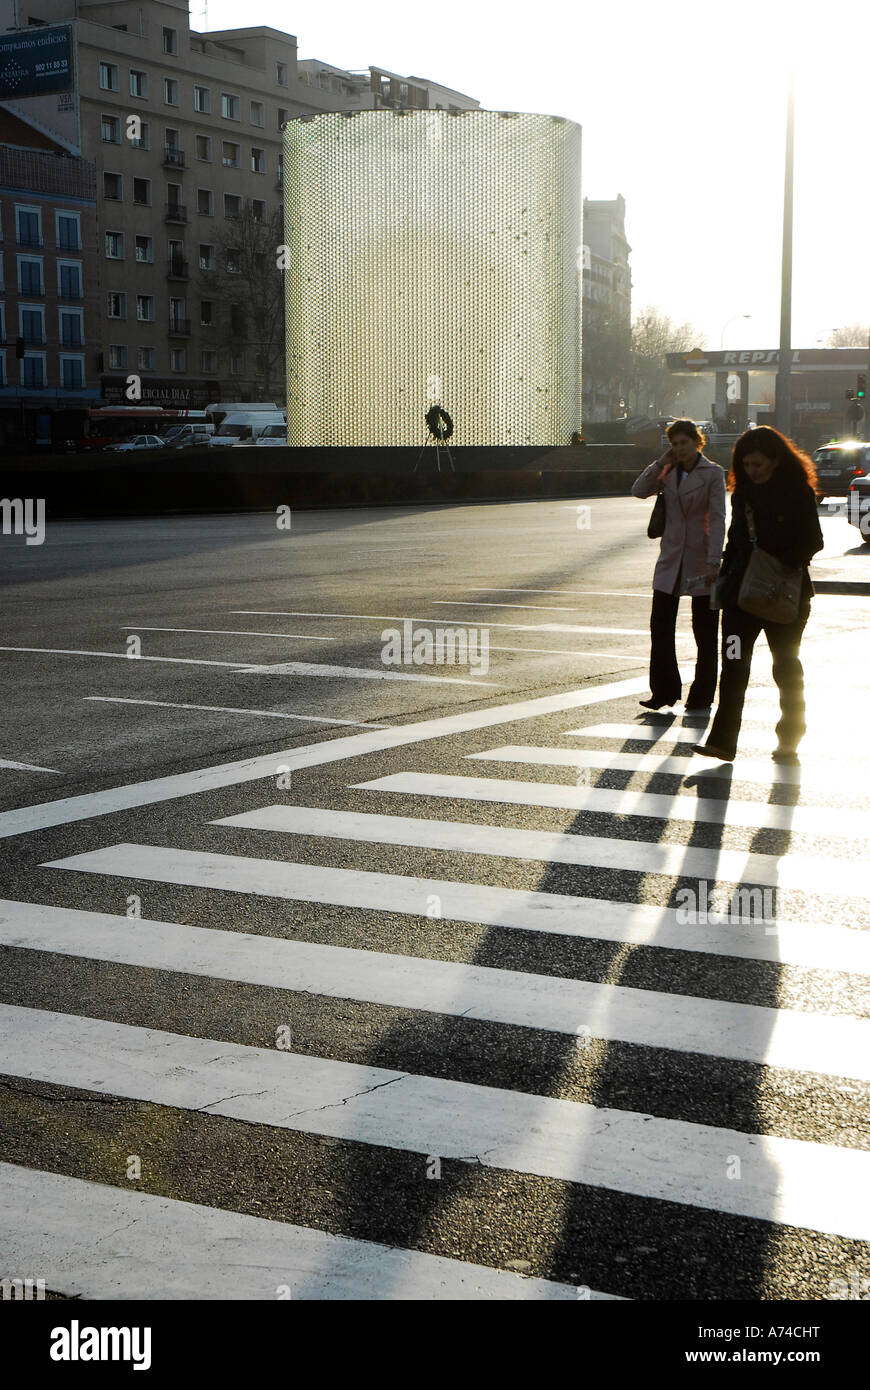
[631,420,727,710]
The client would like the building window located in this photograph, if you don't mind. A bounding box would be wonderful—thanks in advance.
[21,353,46,389]
[164,77,179,106]
[130,120,150,150]
[99,61,119,91]
[129,68,147,98]
[0,352,5,388]
[276,62,287,85]
[250,99,264,126]
[18,257,43,295]
[101,113,121,143]
[230,351,244,375]
[135,235,153,263]
[222,142,240,168]
[106,292,126,318]
[250,146,265,174]
[103,171,122,200]
[221,92,239,120]
[108,344,127,369]
[199,243,216,270]
[20,305,45,345]
[60,355,85,390]
[223,193,242,219]
[251,199,266,223]
[136,294,154,322]
[162,26,178,54]
[105,230,124,259]
[277,107,288,128]
[56,212,80,249]
[276,154,283,185]
[58,261,81,298]
[196,134,212,161]
[226,248,241,274]
[200,300,213,326]
[59,308,83,347]
[170,348,187,371]
[133,177,151,205]
[16,206,41,246]
[197,188,213,216]
[138,347,155,371]
[194,85,211,113]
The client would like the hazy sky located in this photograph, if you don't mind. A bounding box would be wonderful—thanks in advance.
[203,0,870,352]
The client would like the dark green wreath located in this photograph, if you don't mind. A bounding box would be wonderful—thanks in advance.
[426,405,454,441]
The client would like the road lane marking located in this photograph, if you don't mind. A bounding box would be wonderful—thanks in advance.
[0,758,62,773]
[234,661,496,686]
[213,803,864,898]
[118,625,336,641]
[85,697,390,730]
[449,588,652,598]
[565,723,866,755]
[231,610,694,640]
[41,842,867,971]
[469,745,811,786]
[0,675,646,839]
[3,899,868,1079]
[2,1006,868,1239]
[0,646,246,668]
[0,1163,593,1301]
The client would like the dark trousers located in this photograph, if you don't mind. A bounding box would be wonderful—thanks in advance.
[649,588,720,706]
[707,601,810,756]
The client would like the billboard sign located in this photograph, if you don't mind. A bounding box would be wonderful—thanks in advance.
[0,26,73,101]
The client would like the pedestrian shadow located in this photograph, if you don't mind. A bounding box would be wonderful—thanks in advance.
[290,707,802,1299]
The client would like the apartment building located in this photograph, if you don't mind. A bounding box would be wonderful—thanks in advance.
[297,60,479,113]
[582,193,632,422]
[0,107,99,446]
[0,2,480,420]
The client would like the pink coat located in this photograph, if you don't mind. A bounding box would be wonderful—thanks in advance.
[632,454,726,596]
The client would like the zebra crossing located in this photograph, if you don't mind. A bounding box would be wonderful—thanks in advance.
[2,682,869,1300]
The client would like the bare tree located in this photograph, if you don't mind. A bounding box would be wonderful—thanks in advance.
[204,206,286,401]
[628,306,700,417]
[827,324,869,348]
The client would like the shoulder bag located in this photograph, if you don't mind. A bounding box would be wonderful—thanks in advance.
[737,504,802,624]
[647,491,666,539]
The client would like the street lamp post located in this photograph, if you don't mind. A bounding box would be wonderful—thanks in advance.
[775,74,795,437]
[720,314,751,350]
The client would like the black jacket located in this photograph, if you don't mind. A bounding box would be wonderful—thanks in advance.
[720,472,824,605]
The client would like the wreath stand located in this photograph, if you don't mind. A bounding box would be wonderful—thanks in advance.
[414,405,455,474]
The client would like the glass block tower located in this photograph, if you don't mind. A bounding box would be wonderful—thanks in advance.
[283,110,582,447]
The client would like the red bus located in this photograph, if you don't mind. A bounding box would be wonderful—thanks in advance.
[69,406,208,451]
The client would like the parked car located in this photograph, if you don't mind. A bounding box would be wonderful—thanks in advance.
[104,434,165,452]
[254,424,287,447]
[847,473,870,543]
[160,423,214,449]
[812,442,870,500]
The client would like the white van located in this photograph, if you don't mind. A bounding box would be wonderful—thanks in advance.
[204,401,283,431]
[209,411,286,447]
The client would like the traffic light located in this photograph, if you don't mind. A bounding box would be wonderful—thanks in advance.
[846,389,855,400]
[858,375,867,399]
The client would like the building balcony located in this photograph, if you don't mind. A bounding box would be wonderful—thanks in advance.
[21,333,47,346]
[57,241,81,253]
[60,335,84,349]
[168,318,191,336]
[162,146,185,168]
[167,257,190,279]
[57,290,83,302]
[16,233,44,248]
[165,203,187,224]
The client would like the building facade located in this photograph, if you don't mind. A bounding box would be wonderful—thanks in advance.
[581,193,632,422]
[0,1,480,433]
[0,108,99,445]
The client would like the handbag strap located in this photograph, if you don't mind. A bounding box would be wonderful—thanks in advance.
[744,501,758,546]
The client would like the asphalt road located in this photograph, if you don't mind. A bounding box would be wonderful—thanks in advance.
[1,494,869,1302]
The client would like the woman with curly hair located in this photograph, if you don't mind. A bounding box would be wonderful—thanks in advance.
[694,426,824,765]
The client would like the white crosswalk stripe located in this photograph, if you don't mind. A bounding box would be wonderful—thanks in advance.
[4,685,869,1299]
[3,1005,869,1240]
[3,899,869,1078]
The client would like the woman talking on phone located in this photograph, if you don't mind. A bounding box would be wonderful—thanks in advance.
[631,419,727,711]
[694,426,823,764]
